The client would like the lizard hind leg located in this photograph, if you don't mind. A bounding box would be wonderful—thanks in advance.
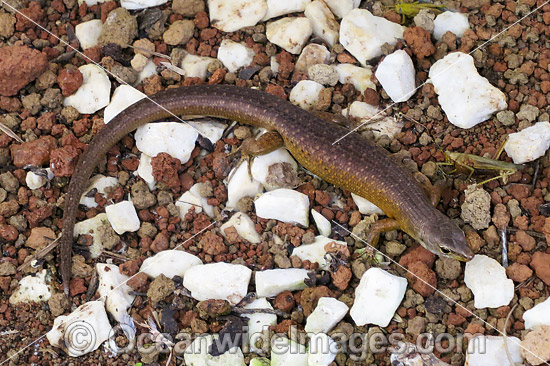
[229,130,285,180]
[353,218,401,260]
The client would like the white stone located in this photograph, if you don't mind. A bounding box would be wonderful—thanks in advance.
[304,1,339,47]
[64,64,111,114]
[523,296,550,330]
[340,9,404,65]
[350,268,407,327]
[104,85,146,123]
[9,270,51,304]
[433,11,470,41]
[271,56,279,74]
[220,212,261,244]
[266,17,313,55]
[504,122,550,164]
[135,122,198,163]
[466,335,523,366]
[311,209,331,237]
[334,64,375,93]
[226,161,264,210]
[217,40,255,73]
[181,54,216,80]
[75,19,102,50]
[189,183,215,217]
[308,333,338,366]
[290,80,324,111]
[188,120,226,145]
[263,0,311,20]
[292,235,347,270]
[140,250,202,279]
[271,336,309,366]
[344,101,404,139]
[120,0,168,10]
[176,190,203,218]
[295,44,331,73]
[183,262,252,305]
[351,193,384,215]
[464,255,514,308]
[136,59,158,84]
[184,334,246,366]
[305,297,348,333]
[375,50,416,103]
[255,188,310,227]
[73,213,114,259]
[242,298,277,353]
[26,168,54,190]
[523,297,550,330]
[137,153,156,191]
[96,264,135,323]
[250,148,298,191]
[208,0,267,32]
[429,52,507,129]
[79,174,118,208]
[324,0,360,18]
[105,200,140,235]
[46,301,112,357]
[256,268,310,297]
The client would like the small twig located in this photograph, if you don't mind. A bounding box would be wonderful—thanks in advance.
[532,159,540,190]
[503,303,520,366]
[160,61,185,76]
[0,121,23,143]
[101,250,129,262]
[506,227,546,239]
[126,44,171,59]
[17,236,60,271]
[500,227,508,268]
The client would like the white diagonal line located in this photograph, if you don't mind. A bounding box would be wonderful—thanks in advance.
[331,220,547,364]
[332,0,550,145]
[0,0,203,136]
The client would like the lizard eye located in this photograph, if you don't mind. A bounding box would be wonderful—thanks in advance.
[440,246,451,255]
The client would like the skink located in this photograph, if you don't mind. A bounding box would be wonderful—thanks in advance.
[59,85,474,295]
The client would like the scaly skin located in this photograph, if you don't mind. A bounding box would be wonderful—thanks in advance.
[59,85,473,295]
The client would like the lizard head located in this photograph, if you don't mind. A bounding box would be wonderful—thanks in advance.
[413,213,474,262]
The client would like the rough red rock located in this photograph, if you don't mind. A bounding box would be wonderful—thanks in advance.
[530,252,550,285]
[0,45,48,96]
[404,27,435,59]
[50,145,80,177]
[10,136,57,168]
[25,227,55,250]
[151,152,182,189]
[447,313,466,326]
[127,272,148,292]
[506,262,533,282]
[151,232,169,253]
[57,68,83,96]
[399,245,436,268]
[199,231,227,255]
[274,291,295,313]
[406,260,437,296]
[15,2,44,31]
[515,230,536,251]
[331,265,352,290]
